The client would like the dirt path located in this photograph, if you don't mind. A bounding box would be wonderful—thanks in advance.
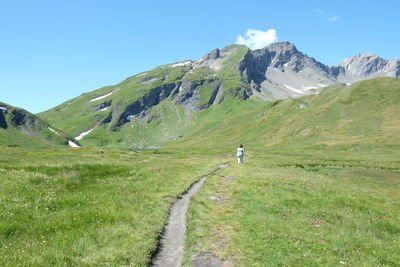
[151,164,228,267]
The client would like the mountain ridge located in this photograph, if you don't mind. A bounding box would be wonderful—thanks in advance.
[238,42,399,99]
[37,42,399,148]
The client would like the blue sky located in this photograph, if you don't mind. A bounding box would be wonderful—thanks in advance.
[1,0,399,113]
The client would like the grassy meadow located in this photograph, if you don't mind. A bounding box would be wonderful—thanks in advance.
[1,145,399,266]
[183,148,400,266]
[2,78,399,265]
[0,147,224,266]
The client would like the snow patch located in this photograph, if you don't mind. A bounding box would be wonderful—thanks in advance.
[172,61,192,67]
[75,127,95,141]
[99,106,109,111]
[0,106,8,111]
[89,92,113,102]
[48,127,60,135]
[301,86,317,90]
[299,104,306,109]
[137,72,148,77]
[284,85,305,94]
[209,65,221,70]
[318,83,327,87]
[346,83,352,86]
[178,85,183,93]
[68,141,80,148]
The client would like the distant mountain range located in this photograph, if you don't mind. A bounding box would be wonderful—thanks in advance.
[2,42,399,148]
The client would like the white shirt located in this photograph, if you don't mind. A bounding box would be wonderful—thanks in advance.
[237,147,244,157]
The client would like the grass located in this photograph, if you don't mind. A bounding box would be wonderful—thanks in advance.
[183,149,400,266]
[0,147,223,266]
[38,65,187,137]
[2,146,399,266]
[175,78,400,151]
[183,67,216,82]
[3,76,400,265]
[81,100,194,148]
[0,102,69,149]
[36,43,251,148]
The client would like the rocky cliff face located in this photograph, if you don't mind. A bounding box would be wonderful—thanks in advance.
[332,54,400,83]
[237,42,399,100]
[238,42,337,99]
[0,106,9,129]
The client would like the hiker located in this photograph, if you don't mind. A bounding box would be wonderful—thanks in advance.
[237,144,245,164]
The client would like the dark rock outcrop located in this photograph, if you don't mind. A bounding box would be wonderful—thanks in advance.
[114,82,181,129]
[11,109,37,129]
[0,111,7,129]
[94,100,112,111]
[0,102,72,147]
[204,48,220,60]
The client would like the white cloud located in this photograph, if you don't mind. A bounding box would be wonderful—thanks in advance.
[314,8,325,15]
[236,29,278,50]
[327,16,339,22]
[314,8,339,23]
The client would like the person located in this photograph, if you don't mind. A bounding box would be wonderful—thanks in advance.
[237,144,244,164]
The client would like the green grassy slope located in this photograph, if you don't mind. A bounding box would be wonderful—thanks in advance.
[176,77,400,151]
[38,45,250,148]
[38,65,188,133]
[83,100,194,148]
[39,74,400,151]
[0,102,70,148]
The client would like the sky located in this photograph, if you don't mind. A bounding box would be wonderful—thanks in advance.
[1,0,399,113]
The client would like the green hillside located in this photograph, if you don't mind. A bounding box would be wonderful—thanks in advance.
[38,45,250,148]
[176,77,400,151]
[39,56,399,151]
[0,102,71,148]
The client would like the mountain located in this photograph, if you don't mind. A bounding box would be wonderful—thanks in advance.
[334,53,400,83]
[38,42,400,148]
[38,44,250,148]
[239,42,400,99]
[0,102,73,148]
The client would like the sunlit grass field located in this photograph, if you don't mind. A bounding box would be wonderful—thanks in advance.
[0,147,223,266]
[184,149,400,266]
[1,145,399,266]
[1,77,399,265]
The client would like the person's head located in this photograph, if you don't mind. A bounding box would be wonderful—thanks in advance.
[240,144,243,148]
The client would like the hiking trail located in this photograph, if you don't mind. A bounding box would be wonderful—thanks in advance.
[151,163,228,267]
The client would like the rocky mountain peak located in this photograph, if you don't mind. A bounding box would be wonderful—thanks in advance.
[264,41,298,54]
[251,42,299,60]
[338,53,390,79]
[340,53,386,67]
[238,41,329,93]
[204,48,220,61]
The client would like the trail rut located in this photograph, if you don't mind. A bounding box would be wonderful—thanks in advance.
[150,163,228,267]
